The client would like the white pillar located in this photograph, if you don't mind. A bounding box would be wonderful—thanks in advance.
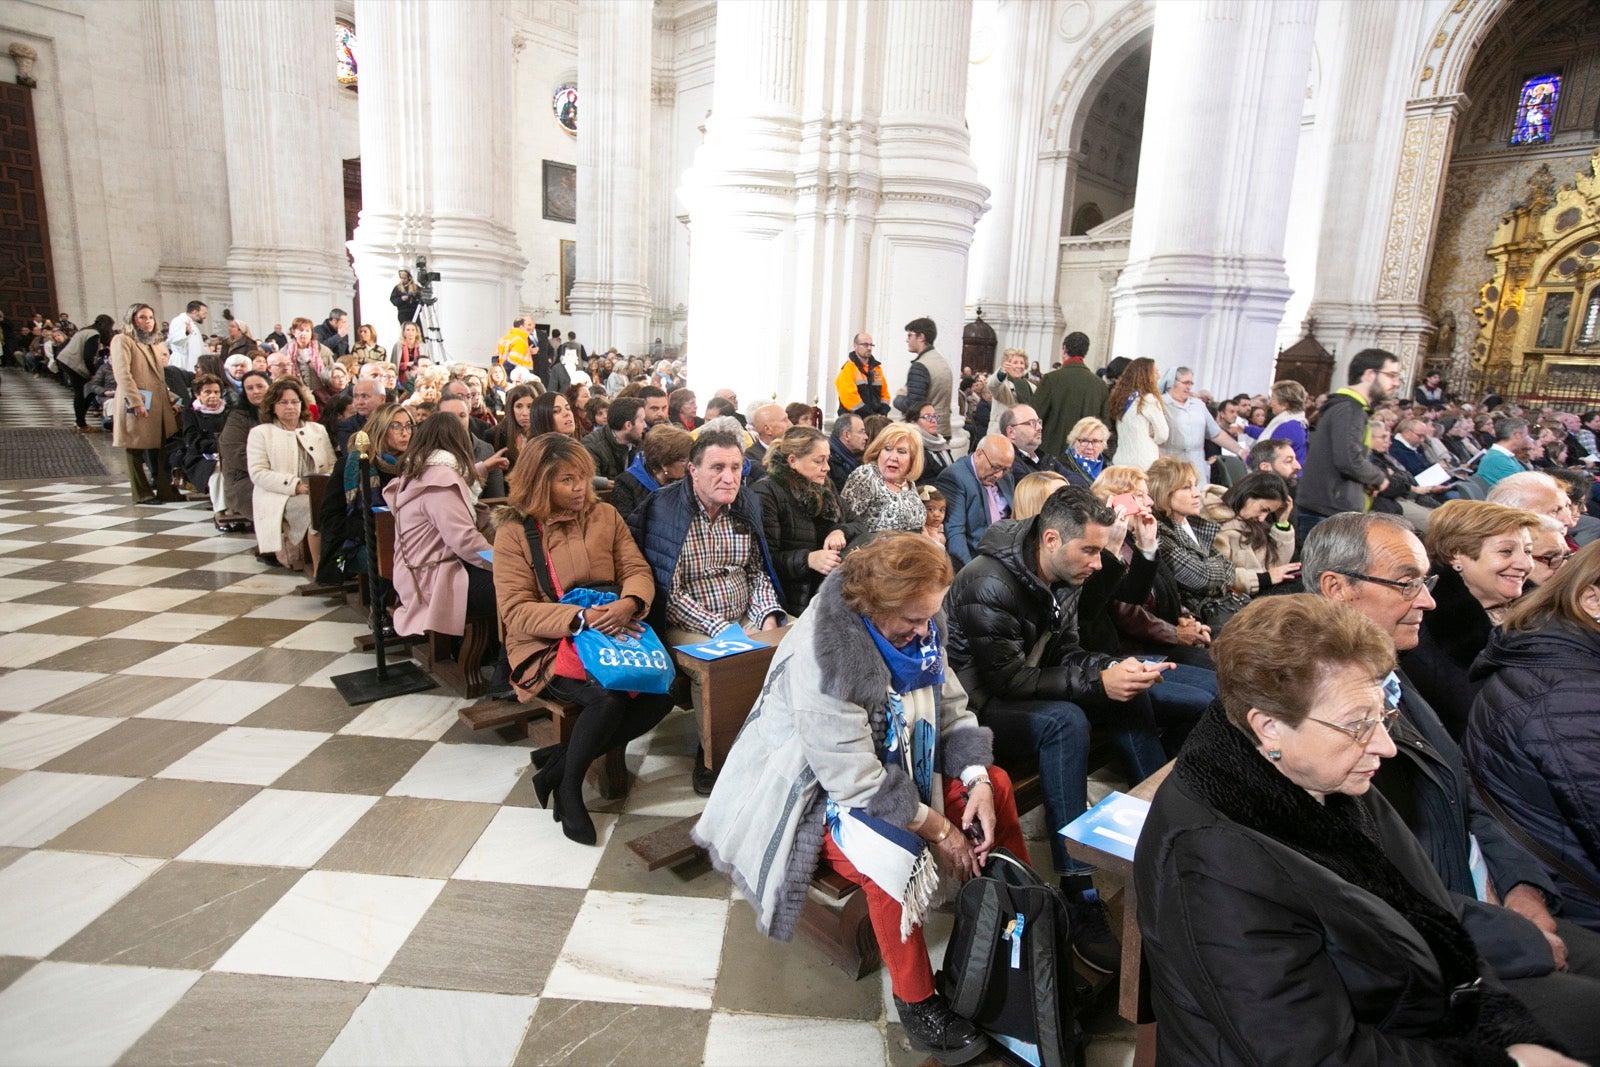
[569,0,654,355]
[349,0,525,363]
[679,0,806,404]
[647,8,679,346]
[1110,0,1316,396]
[966,0,1064,366]
[865,0,988,432]
[215,0,351,335]
[146,0,232,315]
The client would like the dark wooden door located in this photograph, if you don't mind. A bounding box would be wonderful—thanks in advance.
[343,157,361,325]
[0,83,56,320]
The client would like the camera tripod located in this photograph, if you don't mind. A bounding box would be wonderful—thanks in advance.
[410,300,448,365]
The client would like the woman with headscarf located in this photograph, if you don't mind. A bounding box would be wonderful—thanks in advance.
[110,303,182,504]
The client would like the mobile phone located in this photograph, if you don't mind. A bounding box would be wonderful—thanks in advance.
[1108,492,1141,514]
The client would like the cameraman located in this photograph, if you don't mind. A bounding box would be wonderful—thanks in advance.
[391,269,420,328]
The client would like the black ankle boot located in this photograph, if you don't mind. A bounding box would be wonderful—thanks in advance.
[893,993,987,1064]
[554,778,596,846]
[1061,873,1121,975]
[530,745,566,809]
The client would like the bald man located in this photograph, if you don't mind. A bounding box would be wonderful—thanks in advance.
[745,403,791,481]
[936,434,1017,567]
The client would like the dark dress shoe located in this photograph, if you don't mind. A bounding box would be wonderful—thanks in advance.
[893,993,988,1064]
[692,744,717,797]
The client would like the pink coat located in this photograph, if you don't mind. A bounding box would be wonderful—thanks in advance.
[382,461,492,637]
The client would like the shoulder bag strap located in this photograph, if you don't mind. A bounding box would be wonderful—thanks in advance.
[1471,777,1600,900]
[521,514,563,602]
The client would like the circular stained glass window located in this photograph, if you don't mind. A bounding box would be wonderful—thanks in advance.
[553,84,577,135]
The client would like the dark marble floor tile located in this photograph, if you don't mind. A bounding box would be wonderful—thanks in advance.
[18,608,158,638]
[213,648,339,685]
[138,550,229,571]
[317,796,494,878]
[45,778,258,857]
[123,533,206,551]
[31,673,194,717]
[51,861,300,969]
[587,814,729,900]
[173,591,276,616]
[513,998,711,1066]
[4,542,96,561]
[115,973,367,1067]
[0,956,34,995]
[382,881,582,996]
[12,583,130,607]
[150,568,247,591]
[12,560,112,584]
[238,682,364,730]
[29,637,176,671]
[272,736,432,796]
[712,903,883,1021]
[40,718,225,777]
[191,616,304,647]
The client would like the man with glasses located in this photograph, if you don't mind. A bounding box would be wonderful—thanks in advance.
[834,332,890,418]
[999,403,1062,478]
[935,433,1016,567]
[1297,348,1400,539]
[1304,513,1600,1058]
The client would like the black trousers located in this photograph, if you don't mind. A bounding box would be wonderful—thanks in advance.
[61,367,91,427]
[541,675,675,799]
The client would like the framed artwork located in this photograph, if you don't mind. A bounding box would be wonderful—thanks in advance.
[560,240,576,316]
[543,160,576,224]
[553,84,578,135]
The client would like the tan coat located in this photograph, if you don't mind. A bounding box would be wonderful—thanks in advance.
[247,421,336,553]
[1203,495,1295,595]
[493,502,655,698]
[110,334,178,450]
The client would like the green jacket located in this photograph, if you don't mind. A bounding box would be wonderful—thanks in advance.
[1035,361,1108,460]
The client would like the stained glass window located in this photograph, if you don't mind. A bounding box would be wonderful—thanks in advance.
[1509,73,1559,146]
[335,21,358,88]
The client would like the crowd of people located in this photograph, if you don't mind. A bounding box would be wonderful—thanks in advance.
[9,300,1600,1065]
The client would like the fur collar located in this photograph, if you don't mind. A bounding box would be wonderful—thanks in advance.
[1422,565,1493,669]
[808,571,894,708]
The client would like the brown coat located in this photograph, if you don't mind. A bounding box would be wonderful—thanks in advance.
[110,334,178,450]
[493,502,655,699]
[1203,497,1295,595]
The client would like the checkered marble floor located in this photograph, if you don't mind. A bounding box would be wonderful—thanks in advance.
[0,375,1135,1066]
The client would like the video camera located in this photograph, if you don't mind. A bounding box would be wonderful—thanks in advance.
[415,256,441,305]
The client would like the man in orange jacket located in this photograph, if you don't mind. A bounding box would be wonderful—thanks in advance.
[835,332,890,418]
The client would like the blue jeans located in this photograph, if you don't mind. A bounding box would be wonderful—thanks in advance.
[982,691,1166,873]
[1139,659,1218,749]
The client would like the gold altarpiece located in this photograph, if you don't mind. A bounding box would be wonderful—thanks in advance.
[1471,150,1600,402]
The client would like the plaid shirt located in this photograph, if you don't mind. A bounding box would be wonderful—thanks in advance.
[666,491,782,637]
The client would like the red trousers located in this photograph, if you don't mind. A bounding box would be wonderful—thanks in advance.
[820,766,1030,1002]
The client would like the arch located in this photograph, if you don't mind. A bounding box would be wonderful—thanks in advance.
[1412,0,1517,99]
[1071,203,1105,235]
[1043,2,1155,154]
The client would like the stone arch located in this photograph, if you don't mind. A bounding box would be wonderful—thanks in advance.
[1042,2,1155,155]
[1412,0,1518,100]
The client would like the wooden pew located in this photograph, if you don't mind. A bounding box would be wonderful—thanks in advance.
[295,473,359,597]
[670,626,790,775]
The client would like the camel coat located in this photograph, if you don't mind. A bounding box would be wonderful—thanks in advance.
[247,421,335,553]
[1203,492,1295,596]
[110,334,178,451]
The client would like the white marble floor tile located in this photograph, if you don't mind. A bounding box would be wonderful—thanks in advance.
[243,594,341,621]
[0,632,91,669]
[65,545,165,566]
[213,869,444,983]
[178,535,258,555]
[0,961,201,1067]
[702,1013,884,1067]
[386,742,530,804]
[301,653,400,689]
[156,726,330,785]
[452,807,617,888]
[0,850,164,956]
[318,986,536,1067]
[0,578,59,603]
[31,492,113,504]
[0,603,73,632]
[105,612,226,644]
[272,620,373,652]
[87,564,183,587]
[198,553,273,574]
[223,573,316,595]
[0,711,120,768]
[42,515,133,531]
[180,789,378,868]
[0,508,27,519]
[33,501,124,514]
[53,530,146,547]
[0,558,46,578]
[0,523,32,537]
[92,587,206,613]
[119,642,258,679]
[0,771,141,847]
[338,694,462,740]
[136,679,293,725]
[0,670,105,712]
[543,891,728,1009]
[0,538,41,555]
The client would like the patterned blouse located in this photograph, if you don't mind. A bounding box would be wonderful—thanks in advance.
[841,463,926,534]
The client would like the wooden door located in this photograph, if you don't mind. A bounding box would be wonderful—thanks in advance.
[0,83,56,319]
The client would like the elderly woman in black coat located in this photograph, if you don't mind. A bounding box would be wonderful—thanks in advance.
[753,427,859,615]
[1136,595,1573,1065]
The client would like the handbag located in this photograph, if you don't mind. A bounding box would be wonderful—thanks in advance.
[518,516,672,694]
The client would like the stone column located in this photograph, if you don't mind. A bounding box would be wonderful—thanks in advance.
[146,0,232,315]
[569,0,653,355]
[215,0,351,333]
[348,0,525,363]
[647,7,679,346]
[679,0,806,406]
[966,0,1064,367]
[864,0,987,437]
[1110,0,1317,397]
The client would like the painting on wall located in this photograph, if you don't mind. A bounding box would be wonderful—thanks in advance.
[543,161,576,224]
[560,240,576,316]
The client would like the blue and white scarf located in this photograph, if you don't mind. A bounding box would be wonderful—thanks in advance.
[825,619,946,940]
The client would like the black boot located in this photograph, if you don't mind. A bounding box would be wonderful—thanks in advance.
[1062,873,1121,974]
[553,773,597,846]
[893,993,988,1065]
[530,744,566,809]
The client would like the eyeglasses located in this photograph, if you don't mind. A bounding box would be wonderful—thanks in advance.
[1533,551,1572,568]
[1336,571,1438,600]
[1306,705,1400,746]
[917,413,939,423]
[392,422,415,434]
[976,451,1012,474]
[855,342,875,348]
[1077,436,1108,445]
[1014,418,1043,428]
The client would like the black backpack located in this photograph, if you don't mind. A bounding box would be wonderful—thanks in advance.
[937,849,1086,1067]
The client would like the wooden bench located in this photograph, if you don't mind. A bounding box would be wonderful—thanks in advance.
[296,473,359,598]
[670,626,790,775]
[375,507,489,696]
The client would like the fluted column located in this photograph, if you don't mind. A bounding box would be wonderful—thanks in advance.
[864,0,988,437]
[215,0,351,332]
[679,0,806,404]
[1110,0,1316,396]
[569,0,653,354]
[349,0,525,361]
[146,0,232,314]
[966,0,1063,366]
[647,8,679,345]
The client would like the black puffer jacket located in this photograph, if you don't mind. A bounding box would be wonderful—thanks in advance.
[1399,565,1492,741]
[1467,620,1600,932]
[944,517,1115,712]
[753,471,858,616]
